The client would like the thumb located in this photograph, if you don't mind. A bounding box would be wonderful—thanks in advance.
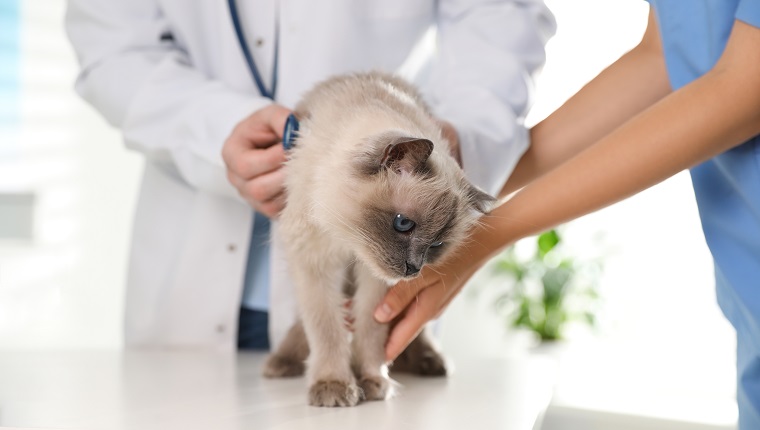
[374,279,421,324]
[267,104,293,139]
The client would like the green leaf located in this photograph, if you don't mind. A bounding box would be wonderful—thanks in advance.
[537,230,561,258]
[582,311,597,326]
[542,266,572,304]
[494,259,524,280]
[581,288,601,299]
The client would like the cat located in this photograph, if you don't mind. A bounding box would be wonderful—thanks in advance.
[264,72,496,407]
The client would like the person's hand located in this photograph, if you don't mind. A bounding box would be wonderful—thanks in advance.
[222,104,292,218]
[373,245,489,361]
[438,119,462,166]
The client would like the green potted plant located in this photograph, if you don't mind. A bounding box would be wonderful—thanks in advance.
[490,229,602,343]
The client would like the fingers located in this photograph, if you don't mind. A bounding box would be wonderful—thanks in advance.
[378,261,476,361]
[384,286,439,361]
[257,192,286,218]
[228,168,287,218]
[241,166,286,202]
[222,104,292,217]
[437,119,462,166]
[227,167,284,202]
[237,104,292,145]
[262,104,292,140]
[374,277,426,324]
[229,142,286,180]
[376,268,444,361]
[221,123,277,166]
[221,104,291,175]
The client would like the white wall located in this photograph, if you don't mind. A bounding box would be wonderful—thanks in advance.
[0,1,142,348]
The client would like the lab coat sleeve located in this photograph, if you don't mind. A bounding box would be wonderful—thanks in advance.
[427,0,556,196]
[65,0,269,199]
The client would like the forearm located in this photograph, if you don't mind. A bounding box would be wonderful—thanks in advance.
[378,16,760,364]
[503,10,670,196]
[486,20,760,256]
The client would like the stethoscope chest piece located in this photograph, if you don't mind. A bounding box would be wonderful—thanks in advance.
[282,113,300,150]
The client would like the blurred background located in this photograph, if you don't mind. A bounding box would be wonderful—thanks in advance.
[0,0,737,429]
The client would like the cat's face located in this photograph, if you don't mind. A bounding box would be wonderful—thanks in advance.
[343,132,496,282]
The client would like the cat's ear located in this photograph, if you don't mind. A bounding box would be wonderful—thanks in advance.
[381,137,434,174]
[464,182,498,214]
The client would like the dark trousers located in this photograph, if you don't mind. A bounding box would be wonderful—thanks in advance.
[237,307,270,350]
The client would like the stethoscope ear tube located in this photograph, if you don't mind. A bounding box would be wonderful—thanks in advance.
[228,0,278,100]
[229,0,295,149]
[229,0,296,150]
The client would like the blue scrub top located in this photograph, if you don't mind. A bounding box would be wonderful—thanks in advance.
[647,1,760,428]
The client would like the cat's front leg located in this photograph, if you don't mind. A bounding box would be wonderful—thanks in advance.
[293,259,360,407]
[350,263,393,401]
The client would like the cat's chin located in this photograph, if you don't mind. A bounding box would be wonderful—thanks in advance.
[377,274,402,286]
[357,257,408,285]
[377,272,421,286]
[371,271,406,287]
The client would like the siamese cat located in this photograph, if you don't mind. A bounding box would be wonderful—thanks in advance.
[264,72,495,407]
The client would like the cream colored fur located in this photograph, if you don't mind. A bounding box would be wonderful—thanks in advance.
[273,72,494,407]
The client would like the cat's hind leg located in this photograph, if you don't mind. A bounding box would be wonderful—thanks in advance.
[263,321,309,378]
[390,325,449,377]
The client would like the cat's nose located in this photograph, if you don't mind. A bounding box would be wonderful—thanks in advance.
[405,262,420,276]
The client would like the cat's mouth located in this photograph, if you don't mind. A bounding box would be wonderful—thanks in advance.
[392,265,423,280]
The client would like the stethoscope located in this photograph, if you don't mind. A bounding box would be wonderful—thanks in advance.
[228,0,299,150]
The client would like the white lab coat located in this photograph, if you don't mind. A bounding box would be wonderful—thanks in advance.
[65,0,555,350]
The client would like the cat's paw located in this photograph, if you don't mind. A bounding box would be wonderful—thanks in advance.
[262,354,305,378]
[358,375,391,401]
[308,380,361,407]
[415,351,448,377]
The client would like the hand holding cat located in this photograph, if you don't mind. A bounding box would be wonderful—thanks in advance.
[222,104,292,218]
[375,243,490,361]
[438,120,462,166]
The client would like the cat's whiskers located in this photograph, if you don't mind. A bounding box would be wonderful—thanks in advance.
[426,265,443,276]
[320,220,369,246]
[313,199,374,244]
[460,235,482,247]
[315,217,372,247]
[425,265,448,294]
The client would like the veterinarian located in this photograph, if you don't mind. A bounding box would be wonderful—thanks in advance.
[65,1,555,350]
[377,1,760,428]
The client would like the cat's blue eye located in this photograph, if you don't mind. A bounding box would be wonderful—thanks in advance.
[393,214,415,233]
[430,241,444,248]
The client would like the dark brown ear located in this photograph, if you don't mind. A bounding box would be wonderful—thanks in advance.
[465,182,497,214]
[381,138,434,174]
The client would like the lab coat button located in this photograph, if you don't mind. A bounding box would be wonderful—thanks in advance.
[228,244,237,252]
[255,38,264,47]
[216,324,226,333]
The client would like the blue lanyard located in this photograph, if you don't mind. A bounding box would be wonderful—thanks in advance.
[227,0,279,99]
